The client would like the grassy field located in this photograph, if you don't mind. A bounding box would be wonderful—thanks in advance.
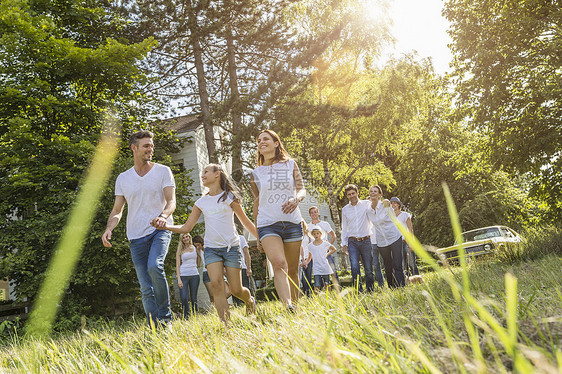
[1,255,560,373]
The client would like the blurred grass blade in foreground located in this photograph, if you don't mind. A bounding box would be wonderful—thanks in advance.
[26,116,121,337]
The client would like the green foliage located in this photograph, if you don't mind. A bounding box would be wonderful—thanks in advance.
[0,0,197,330]
[495,223,562,264]
[444,0,562,220]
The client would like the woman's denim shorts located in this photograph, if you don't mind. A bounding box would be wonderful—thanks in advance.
[258,221,303,242]
[204,246,242,269]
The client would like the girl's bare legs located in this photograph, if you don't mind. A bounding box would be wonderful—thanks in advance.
[261,236,292,306]
[283,240,302,303]
[207,262,229,322]
[225,266,254,314]
[261,236,302,307]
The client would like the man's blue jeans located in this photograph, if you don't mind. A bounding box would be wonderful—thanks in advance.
[379,238,405,288]
[348,238,374,292]
[129,229,172,325]
[371,244,385,287]
[300,260,313,296]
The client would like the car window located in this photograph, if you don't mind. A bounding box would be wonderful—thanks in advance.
[500,227,514,238]
[462,227,501,242]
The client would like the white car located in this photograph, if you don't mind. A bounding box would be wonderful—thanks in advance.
[436,226,523,261]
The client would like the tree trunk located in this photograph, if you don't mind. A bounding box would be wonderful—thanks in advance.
[226,23,243,182]
[323,157,348,271]
[188,2,217,163]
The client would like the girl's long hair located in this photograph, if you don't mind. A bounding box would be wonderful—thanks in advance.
[207,164,241,203]
[176,233,192,257]
[256,129,290,166]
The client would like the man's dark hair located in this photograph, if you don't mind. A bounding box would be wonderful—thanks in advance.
[344,184,358,194]
[129,130,154,149]
[192,235,204,245]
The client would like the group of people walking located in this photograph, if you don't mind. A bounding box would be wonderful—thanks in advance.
[341,184,419,293]
[101,129,418,327]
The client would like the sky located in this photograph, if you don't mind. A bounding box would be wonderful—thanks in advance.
[382,0,453,75]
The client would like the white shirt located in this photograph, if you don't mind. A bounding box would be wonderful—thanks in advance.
[367,201,402,247]
[396,211,411,239]
[239,235,248,270]
[301,234,312,260]
[115,163,175,240]
[179,249,199,277]
[194,192,240,249]
[308,220,334,242]
[308,241,334,276]
[252,159,303,227]
[341,200,372,246]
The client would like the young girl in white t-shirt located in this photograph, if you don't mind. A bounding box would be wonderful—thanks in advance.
[176,233,201,318]
[156,164,259,322]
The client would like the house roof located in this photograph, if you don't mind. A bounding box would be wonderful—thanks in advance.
[156,114,202,134]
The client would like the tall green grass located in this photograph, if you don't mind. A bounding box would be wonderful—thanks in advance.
[4,165,561,373]
[0,255,560,372]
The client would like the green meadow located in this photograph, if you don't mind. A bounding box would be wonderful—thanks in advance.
[1,254,560,373]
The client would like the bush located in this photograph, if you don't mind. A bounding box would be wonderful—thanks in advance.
[495,224,562,264]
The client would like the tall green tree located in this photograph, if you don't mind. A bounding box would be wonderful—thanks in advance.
[443,0,562,219]
[0,0,192,328]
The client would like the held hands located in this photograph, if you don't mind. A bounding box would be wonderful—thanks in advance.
[150,215,168,229]
[281,197,300,214]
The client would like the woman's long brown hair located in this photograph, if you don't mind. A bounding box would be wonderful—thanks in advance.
[256,129,291,166]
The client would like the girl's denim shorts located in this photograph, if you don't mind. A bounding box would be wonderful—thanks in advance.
[258,221,303,242]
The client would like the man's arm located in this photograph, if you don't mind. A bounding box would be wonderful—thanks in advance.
[151,186,176,229]
[102,195,126,248]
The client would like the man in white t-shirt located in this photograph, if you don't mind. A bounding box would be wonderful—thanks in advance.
[102,130,176,326]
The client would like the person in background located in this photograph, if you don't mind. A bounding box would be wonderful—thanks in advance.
[176,233,201,318]
[300,221,313,296]
[307,228,337,292]
[233,234,252,306]
[368,186,405,288]
[341,184,375,292]
[368,187,386,288]
[390,197,419,277]
[307,206,340,290]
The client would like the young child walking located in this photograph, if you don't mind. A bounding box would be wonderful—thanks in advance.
[307,228,337,292]
[176,233,201,318]
[154,164,258,322]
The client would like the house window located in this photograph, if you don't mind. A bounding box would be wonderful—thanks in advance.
[0,289,5,301]
[172,159,185,173]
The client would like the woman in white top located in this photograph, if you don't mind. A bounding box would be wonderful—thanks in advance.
[250,130,306,311]
[176,233,201,318]
[156,164,259,322]
[391,197,418,276]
